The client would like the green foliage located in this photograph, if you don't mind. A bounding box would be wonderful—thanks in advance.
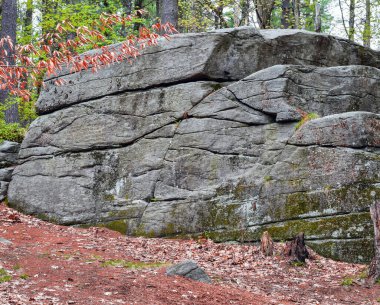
[295,112,320,130]
[101,259,166,269]
[20,273,30,280]
[341,277,354,286]
[0,99,34,143]
[264,175,273,182]
[0,269,12,283]
[270,0,333,31]
[12,264,21,271]
[0,121,26,143]
[357,269,368,279]
[290,261,305,267]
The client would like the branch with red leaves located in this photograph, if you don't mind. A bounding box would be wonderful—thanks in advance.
[0,11,177,101]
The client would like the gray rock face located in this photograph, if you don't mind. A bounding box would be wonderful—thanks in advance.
[0,141,20,201]
[166,260,211,283]
[36,28,379,114]
[7,28,380,263]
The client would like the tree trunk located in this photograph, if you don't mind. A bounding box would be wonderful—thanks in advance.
[23,0,33,40]
[240,0,250,26]
[233,2,241,27]
[134,0,144,31]
[292,0,300,29]
[348,0,355,41]
[121,0,133,15]
[369,202,380,283]
[281,0,291,29]
[363,0,371,48]
[156,0,160,18]
[314,1,321,32]
[160,0,178,29]
[0,0,19,123]
[285,232,309,263]
[120,0,133,36]
[254,0,275,29]
[260,231,274,256]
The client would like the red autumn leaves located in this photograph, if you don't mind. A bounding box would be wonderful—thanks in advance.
[0,11,176,102]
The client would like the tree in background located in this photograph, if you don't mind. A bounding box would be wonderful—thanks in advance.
[0,4,175,142]
[338,0,379,47]
[363,0,371,47]
[159,0,178,28]
[0,0,18,123]
[255,0,275,29]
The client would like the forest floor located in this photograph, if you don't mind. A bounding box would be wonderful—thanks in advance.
[0,204,379,305]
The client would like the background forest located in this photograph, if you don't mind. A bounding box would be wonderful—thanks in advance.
[0,0,379,142]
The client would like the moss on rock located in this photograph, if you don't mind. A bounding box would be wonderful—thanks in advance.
[98,219,128,234]
[248,212,373,241]
[269,184,379,221]
[307,238,374,263]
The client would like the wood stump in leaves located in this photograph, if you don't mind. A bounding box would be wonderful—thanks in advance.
[285,232,309,263]
[369,202,380,284]
[260,231,274,256]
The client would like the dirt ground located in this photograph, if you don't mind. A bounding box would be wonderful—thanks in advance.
[0,204,379,305]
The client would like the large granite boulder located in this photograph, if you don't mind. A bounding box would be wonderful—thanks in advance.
[8,28,380,263]
[0,141,20,201]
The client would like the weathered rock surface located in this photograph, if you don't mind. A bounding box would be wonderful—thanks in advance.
[0,141,20,201]
[166,260,211,283]
[7,28,380,263]
[36,28,379,114]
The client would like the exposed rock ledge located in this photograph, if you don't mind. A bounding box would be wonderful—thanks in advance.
[8,28,380,263]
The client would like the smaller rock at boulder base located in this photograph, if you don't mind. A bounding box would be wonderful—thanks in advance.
[0,237,12,245]
[166,260,211,284]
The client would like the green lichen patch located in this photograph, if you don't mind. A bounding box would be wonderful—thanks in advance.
[107,209,135,218]
[101,259,166,269]
[97,219,128,235]
[159,223,176,236]
[269,184,379,221]
[104,194,115,201]
[264,176,273,183]
[210,83,224,91]
[307,238,374,263]
[35,213,60,224]
[249,212,373,242]
[132,224,156,238]
[216,179,257,201]
[341,277,354,286]
[198,202,243,230]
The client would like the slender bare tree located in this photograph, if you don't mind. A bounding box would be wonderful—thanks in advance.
[281,0,291,29]
[348,0,355,41]
[0,0,18,123]
[363,0,371,47]
[314,1,321,32]
[293,0,300,28]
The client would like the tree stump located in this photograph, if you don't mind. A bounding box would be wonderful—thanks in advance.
[285,232,309,263]
[369,201,380,284]
[260,231,274,256]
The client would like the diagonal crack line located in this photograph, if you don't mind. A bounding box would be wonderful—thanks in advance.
[176,145,259,158]
[19,121,179,160]
[38,76,236,116]
[225,88,276,121]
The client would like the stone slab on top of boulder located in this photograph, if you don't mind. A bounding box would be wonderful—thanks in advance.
[36,27,380,114]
